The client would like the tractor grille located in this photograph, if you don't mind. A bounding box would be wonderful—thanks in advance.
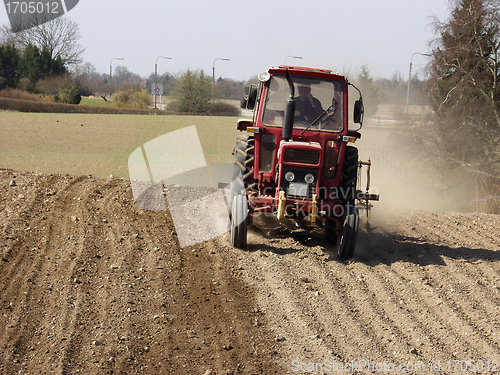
[284,149,320,165]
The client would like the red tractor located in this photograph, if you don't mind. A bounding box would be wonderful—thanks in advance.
[230,66,378,259]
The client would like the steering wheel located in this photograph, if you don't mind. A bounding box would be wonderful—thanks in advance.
[320,98,340,130]
[326,98,338,116]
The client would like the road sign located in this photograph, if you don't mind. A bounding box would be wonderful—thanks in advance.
[152,83,163,95]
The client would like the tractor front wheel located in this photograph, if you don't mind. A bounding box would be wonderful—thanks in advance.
[337,206,359,260]
[230,194,248,248]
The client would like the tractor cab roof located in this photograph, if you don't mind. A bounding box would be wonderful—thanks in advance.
[267,65,347,82]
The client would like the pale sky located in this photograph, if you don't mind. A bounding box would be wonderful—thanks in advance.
[1,0,451,81]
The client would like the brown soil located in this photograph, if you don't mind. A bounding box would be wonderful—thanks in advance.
[1,168,500,374]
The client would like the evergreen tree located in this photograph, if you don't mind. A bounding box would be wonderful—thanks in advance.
[18,44,42,88]
[18,44,66,91]
[0,44,20,89]
[175,69,212,113]
[357,65,380,118]
[40,48,65,77]
[195,70,211,110]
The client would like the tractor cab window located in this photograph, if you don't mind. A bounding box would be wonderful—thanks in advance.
[261,75,343,132]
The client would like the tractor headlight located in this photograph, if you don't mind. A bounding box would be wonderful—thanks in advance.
[305,174,315,184]
[285,171,295,182]
[258,71,271,82]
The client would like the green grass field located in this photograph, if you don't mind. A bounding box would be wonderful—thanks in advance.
[0,111,242,178]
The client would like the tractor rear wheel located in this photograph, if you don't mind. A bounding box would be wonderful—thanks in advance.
[231,135,255,197]
[340,146,358,204]
[230,194,248,248]
[337,146,359,259]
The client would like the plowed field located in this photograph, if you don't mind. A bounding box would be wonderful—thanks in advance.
[1,168,500,374]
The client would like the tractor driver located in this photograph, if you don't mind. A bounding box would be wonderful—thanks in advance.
[294,84,323,123]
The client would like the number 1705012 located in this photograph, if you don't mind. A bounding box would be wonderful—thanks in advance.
[5,2,61,15]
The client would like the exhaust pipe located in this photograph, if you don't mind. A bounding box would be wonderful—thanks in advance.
[282,69,295,141]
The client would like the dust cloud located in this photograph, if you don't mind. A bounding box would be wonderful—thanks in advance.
[355,104,469,227]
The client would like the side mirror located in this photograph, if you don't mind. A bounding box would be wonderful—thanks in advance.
[240,85,258,110]
[353,99,364,124]
[237,119,253,131]
[240,86,249,109]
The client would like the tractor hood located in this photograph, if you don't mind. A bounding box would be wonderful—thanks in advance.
[278,140,323,168]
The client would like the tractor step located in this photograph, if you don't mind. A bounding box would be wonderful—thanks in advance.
[356,191,379,201]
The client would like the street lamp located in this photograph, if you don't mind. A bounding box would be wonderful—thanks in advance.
[406,52,430,115]
[285,55,303,65]
[212,58,230,102]
[155,56,172,109]
[109,57,125,98]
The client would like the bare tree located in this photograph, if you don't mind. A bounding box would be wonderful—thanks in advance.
[113,66,135,89]
[12,15,84,66]
[427,0,500,174]
[0,24,16,45]
[72,62,108,96]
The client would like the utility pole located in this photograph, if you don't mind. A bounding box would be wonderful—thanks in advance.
[406,52,430,115]
[212,58,230,102]
[109,57,124,99]
[155,56,171,109]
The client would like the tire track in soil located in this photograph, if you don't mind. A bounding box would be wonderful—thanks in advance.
[364,258,485,361]
[1,173,79,373]
[52,177,123,374]
[353,243,490,363]
[357,217,500,364]
[386,212,500,359]
[0,173,106,373]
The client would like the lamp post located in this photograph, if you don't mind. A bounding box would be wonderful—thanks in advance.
[406,52,430,115]
[285,55,303,65]
[155,56,172,109]
[212,58,230,102]
[109,57,125,99]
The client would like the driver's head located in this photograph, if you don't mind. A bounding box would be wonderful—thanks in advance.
[298,85,311,99]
